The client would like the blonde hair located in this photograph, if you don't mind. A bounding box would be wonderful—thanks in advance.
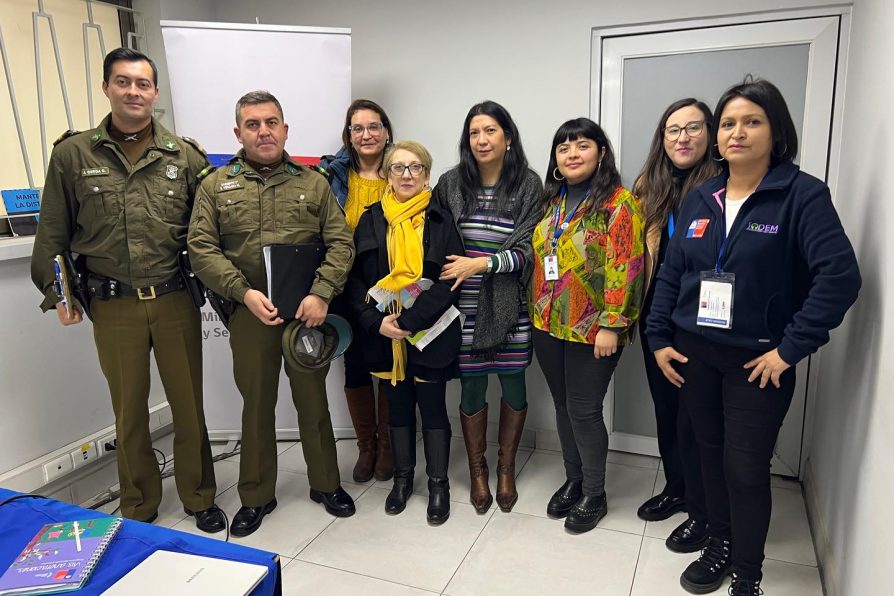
[384,140,433,174]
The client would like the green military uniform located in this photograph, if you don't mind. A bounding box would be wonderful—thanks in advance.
[31,115,217,521]
[188,151,354,506]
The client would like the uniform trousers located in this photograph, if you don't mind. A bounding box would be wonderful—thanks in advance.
[92,289,216,520]
[639,322,706,521]
[533,329,621,497]
[229,305,340,506]
[675,329,795,580]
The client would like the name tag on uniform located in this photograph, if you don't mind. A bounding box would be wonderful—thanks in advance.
[218,180,242,192]
[81,167,109,176]
[544,255,559,281]
[696,271,735,329]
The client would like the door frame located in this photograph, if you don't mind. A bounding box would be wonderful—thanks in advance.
[590,6,852,479]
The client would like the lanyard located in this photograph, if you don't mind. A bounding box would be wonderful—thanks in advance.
[668,213,675,238]
[550,185,586,251]
[713,187,728,273]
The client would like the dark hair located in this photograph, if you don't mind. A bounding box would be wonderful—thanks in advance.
[103,47,157,87]
[456,100,532,216]
[634,98,719,232]
[341,99,394,174]
[235,90,284,124]
[712,76,799,166]
[543,118,622,214]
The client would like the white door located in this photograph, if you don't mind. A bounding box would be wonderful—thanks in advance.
[593,13,846,477]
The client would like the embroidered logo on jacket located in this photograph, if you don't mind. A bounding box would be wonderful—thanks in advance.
[746,222,779,234]
[686,219,709,238]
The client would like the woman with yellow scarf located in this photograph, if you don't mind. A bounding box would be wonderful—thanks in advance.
[345,140,464,524]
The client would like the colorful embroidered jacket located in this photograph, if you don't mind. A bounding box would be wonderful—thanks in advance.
[529,186,645,345]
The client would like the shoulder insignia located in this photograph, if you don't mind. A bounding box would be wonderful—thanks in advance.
[197,165,216,181]
[163,140,178,151]
[181,136,208,157]
[53,130,81,146]
[228,163,242,176]
[286,163,300,175]
[90,132,102,142]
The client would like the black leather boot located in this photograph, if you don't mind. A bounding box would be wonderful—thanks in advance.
[422,428,451,525]
[546,479,582,518]
[680,536,732,594]
[728,573,763,595]
[385,426,416,515]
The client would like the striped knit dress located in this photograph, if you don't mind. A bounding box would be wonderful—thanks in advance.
[458,186,533,376]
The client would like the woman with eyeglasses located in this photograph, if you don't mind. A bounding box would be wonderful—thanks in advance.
[433,101,542,514]
[319,99,396,485]
[530,118,644,533]
[346,140,464,525]
[633,99,718,553]
[646,78,860,594]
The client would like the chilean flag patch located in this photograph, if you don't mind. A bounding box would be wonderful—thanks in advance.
[686,219,710,238]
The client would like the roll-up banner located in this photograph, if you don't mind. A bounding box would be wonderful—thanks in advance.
[161,21,352,438]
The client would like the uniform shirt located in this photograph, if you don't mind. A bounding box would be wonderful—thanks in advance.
[529,186,645,345]
[188,151,355,304]
[31,115,210,311]
[345,170,388,231]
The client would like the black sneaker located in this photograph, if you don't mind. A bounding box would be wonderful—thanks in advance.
[728,573,763,595]
[680,537,732,594]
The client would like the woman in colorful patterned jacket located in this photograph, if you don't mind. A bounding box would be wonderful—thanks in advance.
[434,100,542,515]
[530,117,644,534]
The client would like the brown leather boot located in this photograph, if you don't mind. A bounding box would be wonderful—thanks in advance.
[344,385,377,482]
[460,405,492,513]
[496,401,527,512]
[374,382,394,481]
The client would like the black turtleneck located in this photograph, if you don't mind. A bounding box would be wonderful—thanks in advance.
[564,180,590,215]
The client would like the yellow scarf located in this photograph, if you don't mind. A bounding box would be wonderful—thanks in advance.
[371,186,430,384]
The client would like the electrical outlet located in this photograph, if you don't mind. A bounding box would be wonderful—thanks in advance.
[43,454,73,483]
[97,432,117,455]
[70,442,99,469]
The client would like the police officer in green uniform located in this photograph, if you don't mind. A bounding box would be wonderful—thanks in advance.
[188,90,357,537]
[30,48,224,532]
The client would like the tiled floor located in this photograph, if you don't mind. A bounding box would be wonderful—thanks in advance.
[99,433,822,595]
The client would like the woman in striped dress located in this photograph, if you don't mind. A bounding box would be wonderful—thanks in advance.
[433,101,543,513]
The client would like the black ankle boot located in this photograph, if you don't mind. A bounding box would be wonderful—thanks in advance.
[680,536,732,594]
[728,573,763,596]
[422,428,451,525]
[385,426,416,515]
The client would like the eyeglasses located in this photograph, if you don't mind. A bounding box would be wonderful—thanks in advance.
[347,123,385,137]
[663,121,706,141]
[388,163,426,177]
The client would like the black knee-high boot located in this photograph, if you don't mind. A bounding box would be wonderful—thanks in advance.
[423,428,451,525]
[385,426,416,514]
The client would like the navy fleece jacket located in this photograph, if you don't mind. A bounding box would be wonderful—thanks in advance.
[645,162,861,365]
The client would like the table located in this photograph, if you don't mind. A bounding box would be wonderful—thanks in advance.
[0,488,281,595]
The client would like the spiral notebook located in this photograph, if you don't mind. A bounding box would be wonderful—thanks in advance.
[0,517,121,595]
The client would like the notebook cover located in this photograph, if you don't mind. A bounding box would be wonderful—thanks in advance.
[0,517,120,595]
[266,243,325,320]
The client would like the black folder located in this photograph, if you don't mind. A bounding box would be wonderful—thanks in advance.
[263,243,326,320]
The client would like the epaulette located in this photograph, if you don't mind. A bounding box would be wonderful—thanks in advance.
[53,130,80,147]
[181,136,208,157]
[197,165,216,181]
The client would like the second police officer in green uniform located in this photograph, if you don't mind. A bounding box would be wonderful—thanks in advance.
[188,90,357,537]
[30,48,224,531]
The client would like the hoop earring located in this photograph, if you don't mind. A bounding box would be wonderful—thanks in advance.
[552,167,565,181]
[712,143,725,162]
[772,141,788,158]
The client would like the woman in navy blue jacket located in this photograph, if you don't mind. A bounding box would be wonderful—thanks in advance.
[645,78,860,595]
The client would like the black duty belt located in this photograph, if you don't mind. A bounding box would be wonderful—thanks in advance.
[87,273,184,300]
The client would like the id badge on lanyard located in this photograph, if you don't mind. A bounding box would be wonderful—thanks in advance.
[696,188,735,329]
[544,188,582,281]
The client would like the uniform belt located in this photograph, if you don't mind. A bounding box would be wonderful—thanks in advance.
[88,273,184,300]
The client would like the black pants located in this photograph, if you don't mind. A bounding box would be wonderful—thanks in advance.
[533,329,621,497]
[387,378,450,430]
[639,323,706,521]
[675,329,794,581]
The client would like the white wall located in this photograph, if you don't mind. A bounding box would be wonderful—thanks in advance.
[803,0,893,593]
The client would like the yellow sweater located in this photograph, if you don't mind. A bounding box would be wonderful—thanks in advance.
[345,170,388,231]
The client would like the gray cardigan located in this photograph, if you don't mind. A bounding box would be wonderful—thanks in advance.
[432,167,544,351]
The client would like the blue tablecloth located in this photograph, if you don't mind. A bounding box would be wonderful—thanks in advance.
[0,488,281,595]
